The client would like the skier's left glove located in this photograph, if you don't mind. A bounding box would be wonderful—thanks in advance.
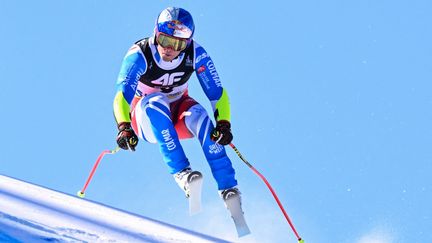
[211,121,233,145]
[116,122,138,151]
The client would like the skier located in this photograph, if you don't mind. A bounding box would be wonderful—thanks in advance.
[112,7,249,234]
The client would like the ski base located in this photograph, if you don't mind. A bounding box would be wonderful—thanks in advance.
[225,193,251,237]
[187,172,203,215]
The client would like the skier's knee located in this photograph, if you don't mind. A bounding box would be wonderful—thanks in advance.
[185,104,211,136]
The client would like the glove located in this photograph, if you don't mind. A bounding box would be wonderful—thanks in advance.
[116,122,138,151]
[211,121,233,145]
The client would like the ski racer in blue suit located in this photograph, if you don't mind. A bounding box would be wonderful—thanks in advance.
[113,7,242,206]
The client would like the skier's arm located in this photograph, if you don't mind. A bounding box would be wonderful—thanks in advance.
[194,43,233,145]
[113,45,147,124]
[194,43,231,123]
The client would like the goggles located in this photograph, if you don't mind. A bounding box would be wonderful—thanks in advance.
[156,32,189,51]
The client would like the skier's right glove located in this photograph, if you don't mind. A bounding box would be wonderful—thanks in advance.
[116,122,138,151]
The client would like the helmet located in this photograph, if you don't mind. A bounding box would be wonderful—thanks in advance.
[155,7,195,39]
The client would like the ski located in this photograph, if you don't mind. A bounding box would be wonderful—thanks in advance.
[187,171,203,215]
[223,189,251,237]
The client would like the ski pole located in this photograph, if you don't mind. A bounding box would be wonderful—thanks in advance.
[229,143,304,243]
[77,146,120,198]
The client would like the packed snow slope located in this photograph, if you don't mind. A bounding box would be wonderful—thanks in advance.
[0,175,230,243]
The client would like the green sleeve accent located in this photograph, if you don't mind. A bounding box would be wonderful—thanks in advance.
[113,91,131,123]
[215,88,231,122]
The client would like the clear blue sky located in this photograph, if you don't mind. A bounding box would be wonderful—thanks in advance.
[1,1,431,242]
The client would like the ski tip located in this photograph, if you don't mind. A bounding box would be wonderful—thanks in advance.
[298,239,304,243]
[189,208,202,216]
[77,191,85,198]
[237,227,251,237]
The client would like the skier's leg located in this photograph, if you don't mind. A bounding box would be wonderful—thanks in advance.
[177,101,248,228]
[133,93,190,174]
[183,103,238,190]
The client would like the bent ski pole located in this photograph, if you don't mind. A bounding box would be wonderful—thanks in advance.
[229,143,304,243]
[77,146,120,198]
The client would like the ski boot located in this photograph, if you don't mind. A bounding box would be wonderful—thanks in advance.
[174,167,203,215]
[220,187,251,237]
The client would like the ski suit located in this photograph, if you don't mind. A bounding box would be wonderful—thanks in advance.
[113,37,237,190]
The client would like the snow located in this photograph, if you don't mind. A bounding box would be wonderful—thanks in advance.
[0,175,230,242]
